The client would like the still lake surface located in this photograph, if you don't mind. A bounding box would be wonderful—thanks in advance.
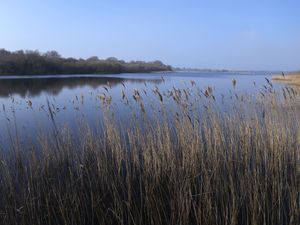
[0,71,283,149]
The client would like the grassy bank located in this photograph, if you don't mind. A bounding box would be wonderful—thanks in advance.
[0,81,300,225]
[272,72,300,86]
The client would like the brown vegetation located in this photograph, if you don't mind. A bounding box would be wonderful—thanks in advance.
[272,72,300,86]
[0,80,300,225]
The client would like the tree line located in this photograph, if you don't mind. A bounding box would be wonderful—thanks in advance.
[0,49,172,75]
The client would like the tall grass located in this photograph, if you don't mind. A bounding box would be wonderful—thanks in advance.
[0,81,300,225]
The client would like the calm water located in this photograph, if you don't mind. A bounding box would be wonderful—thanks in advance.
[0,72,282,149]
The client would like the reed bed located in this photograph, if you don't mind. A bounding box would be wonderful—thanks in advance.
[0,80,300,225]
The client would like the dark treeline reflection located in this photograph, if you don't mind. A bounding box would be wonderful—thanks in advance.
[0,77,162,97]
[0,49,172,75]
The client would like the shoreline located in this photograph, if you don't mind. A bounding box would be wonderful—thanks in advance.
[0,70,173,79]
[272,72,300,86]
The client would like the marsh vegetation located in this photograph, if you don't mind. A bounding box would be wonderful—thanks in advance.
[0,76,300,225]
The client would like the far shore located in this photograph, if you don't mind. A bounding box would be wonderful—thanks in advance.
[272,72,300,86]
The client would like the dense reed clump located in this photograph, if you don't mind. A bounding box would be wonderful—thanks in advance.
[0,80,300,225]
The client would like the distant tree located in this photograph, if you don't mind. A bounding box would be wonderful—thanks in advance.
[25,50,41,56]
[152,60,164,66]
[0,49,172,75]
[106,57,119,62]
[87,56,99,62]
[14,50,24,55]
[0,49,10,57]
[65,57,77,62]
[44,51,61,59]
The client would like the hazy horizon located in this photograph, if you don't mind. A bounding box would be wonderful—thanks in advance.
[1,0,299,71]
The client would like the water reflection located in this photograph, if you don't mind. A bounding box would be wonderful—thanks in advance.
[0,72,284,150]
[0,76,162,97]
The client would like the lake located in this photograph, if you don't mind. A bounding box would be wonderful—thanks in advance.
[0,71,283,149]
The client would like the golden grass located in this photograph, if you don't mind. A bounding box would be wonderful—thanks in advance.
[0,81,300,225]
[272,72,300,86]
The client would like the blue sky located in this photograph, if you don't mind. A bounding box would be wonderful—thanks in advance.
[0,0,300,70]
